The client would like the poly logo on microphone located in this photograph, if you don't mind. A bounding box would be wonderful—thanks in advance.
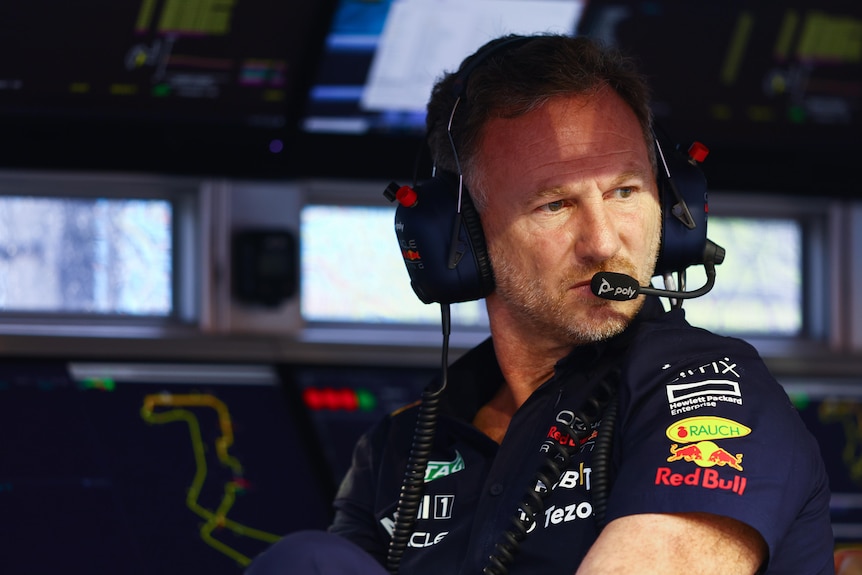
[592,273,639,300]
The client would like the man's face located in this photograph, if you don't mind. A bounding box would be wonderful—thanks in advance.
[474,90,661,348]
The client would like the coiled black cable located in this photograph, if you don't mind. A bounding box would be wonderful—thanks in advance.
[385,304,451,574]
[590,390,619,527]
[385,385,442,573]
[482,369,620,575]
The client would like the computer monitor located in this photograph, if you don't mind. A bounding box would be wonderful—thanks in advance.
[292,0,860,193]
[0,359,334,574]
[784,377,862,545]
[0,0,336,176]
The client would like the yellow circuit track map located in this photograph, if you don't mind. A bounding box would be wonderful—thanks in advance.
[140,392,282,567]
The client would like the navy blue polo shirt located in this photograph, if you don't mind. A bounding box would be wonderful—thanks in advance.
[330,299,834,574]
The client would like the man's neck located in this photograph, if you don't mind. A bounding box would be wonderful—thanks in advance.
[485,301,580,408]
[472,329,571,443]
[493,334,560,403]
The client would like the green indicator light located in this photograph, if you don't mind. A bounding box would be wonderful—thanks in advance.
[152,84,171,97]
[788,106,806,124]
[355,389,377,412]
[80,378,116,392]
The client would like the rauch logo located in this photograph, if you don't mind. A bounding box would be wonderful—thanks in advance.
[665,416,751,443]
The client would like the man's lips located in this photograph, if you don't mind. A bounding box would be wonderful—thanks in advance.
[569,279,594,293]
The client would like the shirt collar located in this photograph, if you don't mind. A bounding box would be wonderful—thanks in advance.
[440,296,667,420]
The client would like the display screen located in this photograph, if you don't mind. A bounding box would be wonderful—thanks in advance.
[302,0,585,137]
[0,360,334,574]
[0,0,336,175]
[293,0,860,191]
[0,196,172,315]
[784,378,862,545]
[302,0,862,141]
[579,1,862,151]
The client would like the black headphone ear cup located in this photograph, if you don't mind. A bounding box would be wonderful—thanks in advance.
[654,141,709,276]
[391,175,495,304]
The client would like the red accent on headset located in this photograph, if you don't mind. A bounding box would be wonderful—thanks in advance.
[395,185,418,207]
[688,141,709,163]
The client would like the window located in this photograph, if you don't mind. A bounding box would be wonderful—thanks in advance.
[670,217,803,336]
[0,172,201,326]
[0,196,172,315]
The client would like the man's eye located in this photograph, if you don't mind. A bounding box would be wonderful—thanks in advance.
[615,187,634,199]
[541,200,566,212]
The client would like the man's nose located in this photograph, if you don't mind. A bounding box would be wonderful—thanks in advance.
[573,199,622,264]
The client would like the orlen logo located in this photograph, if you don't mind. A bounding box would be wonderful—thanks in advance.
[665,416,751,443]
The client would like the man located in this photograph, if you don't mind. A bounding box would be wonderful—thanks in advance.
[249,34,834,574]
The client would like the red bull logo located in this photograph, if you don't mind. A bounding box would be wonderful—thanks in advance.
[666,443,703,463]
[402,249,421,261]
[667,440,743,471]
[546,425,597,447]
[655,467,748,496]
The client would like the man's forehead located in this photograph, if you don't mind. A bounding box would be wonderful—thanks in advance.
[479,92,646,152]
[479,101,650,173]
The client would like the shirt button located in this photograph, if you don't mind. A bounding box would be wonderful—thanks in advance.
[489,483,504,496]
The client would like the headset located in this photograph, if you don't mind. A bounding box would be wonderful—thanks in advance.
[384,34,724,307]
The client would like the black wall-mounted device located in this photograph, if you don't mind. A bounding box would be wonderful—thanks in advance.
[232,229,298,307]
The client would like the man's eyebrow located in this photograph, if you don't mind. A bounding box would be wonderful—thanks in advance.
[611,169,652,185]
[532,170,653,199]
[534,186,566,200]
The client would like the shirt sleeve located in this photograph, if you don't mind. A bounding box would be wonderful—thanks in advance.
[605,321,832,570]
[329,421,390,564]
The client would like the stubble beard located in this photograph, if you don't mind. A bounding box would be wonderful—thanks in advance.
[490,254,648,346]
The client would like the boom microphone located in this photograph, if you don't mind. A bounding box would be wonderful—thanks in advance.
[591,270,715,301]
[591,240,725,302]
